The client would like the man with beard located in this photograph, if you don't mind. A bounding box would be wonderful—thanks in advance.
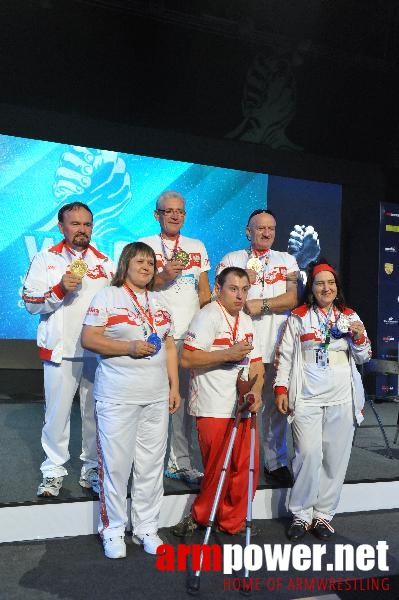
[23,202,114,497]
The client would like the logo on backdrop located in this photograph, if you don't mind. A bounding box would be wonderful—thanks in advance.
[384,263,394,275]
[383,317,399,326]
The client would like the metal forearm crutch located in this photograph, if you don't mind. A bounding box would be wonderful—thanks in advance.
[240,410,257,596]
[187,370,257,596]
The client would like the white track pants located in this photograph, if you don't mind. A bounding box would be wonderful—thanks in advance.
[262,363,288,471]
[289,402,355,523]
[167,340,196,471]
[41,357,98,477]
[96,399,169,540]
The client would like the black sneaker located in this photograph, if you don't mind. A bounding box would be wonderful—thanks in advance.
[264,466,293,486]
[312,518,335,540]
[287,517,310,541]
[237,522,261,538]
[171,515,199,537]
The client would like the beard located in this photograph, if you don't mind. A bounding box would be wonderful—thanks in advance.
[73,233,90,249]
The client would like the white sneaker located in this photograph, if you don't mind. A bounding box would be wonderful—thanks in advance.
[132,532,165,555]
[103,536,126,559]
[79,467,100,494]
[37,476,63,497]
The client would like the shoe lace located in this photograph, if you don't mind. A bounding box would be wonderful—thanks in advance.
[292,517,310,530]
[313,518,335,533]
[44,477,60,485]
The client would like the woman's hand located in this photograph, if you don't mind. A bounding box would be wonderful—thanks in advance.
[169,389,181,414]
[275,393,290,415]
[349,320,365,341]
[128,340,156,358]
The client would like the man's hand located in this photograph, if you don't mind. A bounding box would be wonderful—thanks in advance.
[244,299,263,317]
[245,268,257,285]
[225,340,253,363]
[60,272,82,293]
[160,260,185,283]
[169,390,181,414]
[128,340,156,358]
[247,392,262,413]
[275,393,290,415]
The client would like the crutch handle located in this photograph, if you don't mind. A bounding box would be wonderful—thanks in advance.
[238,393,255,413]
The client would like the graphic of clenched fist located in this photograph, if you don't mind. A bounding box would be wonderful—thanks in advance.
[288,224,320,270]
[52,146,132,239]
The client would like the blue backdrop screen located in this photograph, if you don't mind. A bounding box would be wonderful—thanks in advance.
[0,134,341,340]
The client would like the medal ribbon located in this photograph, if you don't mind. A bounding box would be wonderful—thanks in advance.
[250,247,270,261]
[123,284,156,334]
[248,246,270,292]
[216,300,240,344]
[160,233,180,261]
[65,245,88,260]
[315,305,335,349]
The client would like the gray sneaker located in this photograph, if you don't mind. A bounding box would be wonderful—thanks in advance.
[79,467,100,494]
[164,466,203,485]
[171,514,200,537]
[37,476,63,497]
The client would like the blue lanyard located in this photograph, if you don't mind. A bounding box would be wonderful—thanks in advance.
[315,305,334,350]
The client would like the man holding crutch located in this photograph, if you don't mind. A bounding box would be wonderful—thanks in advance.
[216,209,299,486]
[171,267,264,537]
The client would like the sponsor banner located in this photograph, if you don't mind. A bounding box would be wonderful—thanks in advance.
[377,202,399,395]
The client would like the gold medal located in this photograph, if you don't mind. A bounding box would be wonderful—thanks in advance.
[70,259,88,278]
[246,257,263,273]
[174,249,190,267]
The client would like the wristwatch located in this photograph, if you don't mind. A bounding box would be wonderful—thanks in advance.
[261,298,271,315]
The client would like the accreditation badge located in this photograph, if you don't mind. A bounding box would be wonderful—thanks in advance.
[315,348,329,368]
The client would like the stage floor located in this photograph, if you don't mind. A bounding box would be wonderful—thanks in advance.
[1,510,399,600]
[0,385,398,506]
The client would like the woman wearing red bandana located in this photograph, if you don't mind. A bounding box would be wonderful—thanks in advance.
[274,260,371,542]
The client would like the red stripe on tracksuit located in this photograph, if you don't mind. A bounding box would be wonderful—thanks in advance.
[95,407,109,535]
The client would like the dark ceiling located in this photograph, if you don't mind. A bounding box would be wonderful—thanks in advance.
[1,0,399,168]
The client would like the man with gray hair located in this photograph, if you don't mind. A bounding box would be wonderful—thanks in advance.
[140,191,211,484]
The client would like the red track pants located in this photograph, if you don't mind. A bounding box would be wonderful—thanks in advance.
[191,416,259,534]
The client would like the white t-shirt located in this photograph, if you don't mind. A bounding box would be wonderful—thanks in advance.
[139,234,210,339]
[84,286,174,404]
[184,301,262,418]
[216,248,298,363]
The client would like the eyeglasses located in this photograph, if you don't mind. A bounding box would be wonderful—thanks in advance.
[157,209,186,217]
